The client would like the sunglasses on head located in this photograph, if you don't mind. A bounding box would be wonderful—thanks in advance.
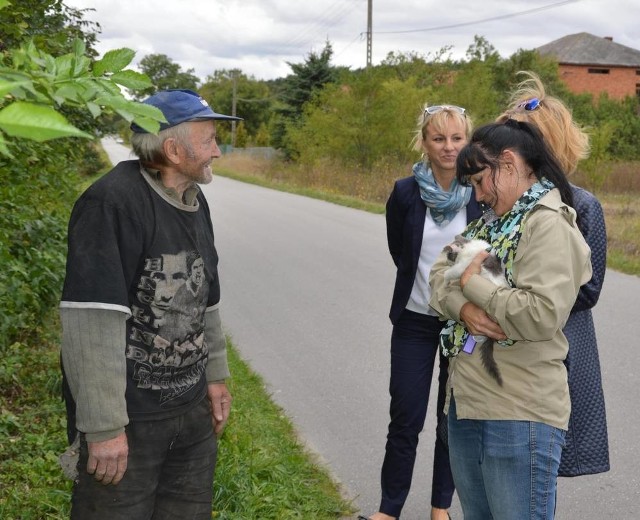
[516,98,541,111]
[424,105,466,116]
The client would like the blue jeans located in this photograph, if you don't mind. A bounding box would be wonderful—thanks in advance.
[379,310,454,517]
[448,397,565,520]
[71,397,217,520]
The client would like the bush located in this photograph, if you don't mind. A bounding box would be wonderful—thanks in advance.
[0,139,90,352]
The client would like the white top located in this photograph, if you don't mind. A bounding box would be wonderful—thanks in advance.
[406,207,467,316]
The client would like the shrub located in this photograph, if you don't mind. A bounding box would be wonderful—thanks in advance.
[0,139,87,351]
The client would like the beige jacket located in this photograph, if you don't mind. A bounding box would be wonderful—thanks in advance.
[429,190,592,430]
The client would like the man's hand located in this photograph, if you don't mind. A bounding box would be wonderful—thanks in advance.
[460,302,507,341]
[208,382,232,435]
[87,432,128,485]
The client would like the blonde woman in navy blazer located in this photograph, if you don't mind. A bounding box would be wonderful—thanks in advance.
[361,106,482,520]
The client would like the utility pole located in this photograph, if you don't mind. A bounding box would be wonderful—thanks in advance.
[366,0,372,68]
[231,70,238,148]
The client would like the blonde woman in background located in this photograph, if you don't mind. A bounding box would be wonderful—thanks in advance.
[497,72,609,479]
[360,105,482,520]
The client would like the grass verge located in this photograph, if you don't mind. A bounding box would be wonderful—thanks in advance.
[0,319,354,519]
[214,342,355,519]
[599,193,640,274]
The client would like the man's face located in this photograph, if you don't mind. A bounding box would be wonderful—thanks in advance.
[190,257,204,287]
[150,254,187,321]
[179,121,221,185]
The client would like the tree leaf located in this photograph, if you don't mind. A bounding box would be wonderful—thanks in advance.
[93,48,136,76]
[54,83,83,104]
[71,55,91,78]
[0,132,13,158]
[72,38,87,60]
[95,78,123,96]
[115,108,134,122]
[123,100,166,121]
[0,102,93,141]
[0,78,32,98]
[110,70,153,90]
[54,54,73,79]
[130,116,161,135]
[93,95,166,124]
[93,94,130,110]
[86,102,102,118]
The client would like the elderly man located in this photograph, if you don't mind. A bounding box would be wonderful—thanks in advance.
[60,89,239,518]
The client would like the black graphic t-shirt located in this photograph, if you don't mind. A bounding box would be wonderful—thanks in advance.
[61,161,220,421]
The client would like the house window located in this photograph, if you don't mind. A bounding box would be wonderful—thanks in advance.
[588,68,610,74]
[637,70,640,75]
[636,83,640,98]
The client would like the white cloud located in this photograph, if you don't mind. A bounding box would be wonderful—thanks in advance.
[65,0,640,81]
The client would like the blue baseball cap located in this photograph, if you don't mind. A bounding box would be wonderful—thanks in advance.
[131,89,242,133]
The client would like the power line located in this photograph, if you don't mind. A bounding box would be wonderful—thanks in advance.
[281,0,359,50]
[334,33,365,60]
[372,0,583,35]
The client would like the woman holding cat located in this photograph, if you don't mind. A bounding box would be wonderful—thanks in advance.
[429,120,592,519]
[497,71,609,480]
[360,105,483,520]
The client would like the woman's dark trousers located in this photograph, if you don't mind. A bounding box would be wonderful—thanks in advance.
[379,309,455,518]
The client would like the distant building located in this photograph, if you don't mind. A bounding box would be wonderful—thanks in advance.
[537,32,640,100]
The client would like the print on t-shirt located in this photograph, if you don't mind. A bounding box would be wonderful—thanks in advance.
[128,251,209,404]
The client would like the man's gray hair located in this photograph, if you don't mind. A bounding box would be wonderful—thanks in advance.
[130,122,194,163]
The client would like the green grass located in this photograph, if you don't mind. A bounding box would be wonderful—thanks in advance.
[599,193,640,275]
[0,321,72,519]
[0,319,353,519]
[214,344,354,519]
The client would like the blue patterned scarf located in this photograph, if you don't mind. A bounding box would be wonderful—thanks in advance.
[413,161,471,227]
[439,179,555,358]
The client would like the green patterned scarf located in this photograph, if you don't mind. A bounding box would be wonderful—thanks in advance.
[439,179,555,358]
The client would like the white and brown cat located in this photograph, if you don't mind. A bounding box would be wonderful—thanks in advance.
[443,235,509,386]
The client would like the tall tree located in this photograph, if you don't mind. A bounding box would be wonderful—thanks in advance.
[287,70,430,170]
[0,0,100,56]
[379,47,454,88]
[274,41,341,154]
[199,69,274,142]
[134,53,200,98]
[492,49,564,108]
[280,41,338,116]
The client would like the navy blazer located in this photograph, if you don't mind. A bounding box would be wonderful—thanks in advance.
[386,176,483,325]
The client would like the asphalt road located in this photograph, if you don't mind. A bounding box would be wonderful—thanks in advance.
[102,138,640,519]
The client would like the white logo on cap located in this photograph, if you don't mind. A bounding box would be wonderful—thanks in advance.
[199,98,210,107]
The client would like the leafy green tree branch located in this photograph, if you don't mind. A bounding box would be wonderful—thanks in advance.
[0,2,166,155]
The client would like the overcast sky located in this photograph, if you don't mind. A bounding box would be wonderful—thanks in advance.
[63,0,639,82]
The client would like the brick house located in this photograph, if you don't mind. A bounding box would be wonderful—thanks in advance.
[537,32,640,100]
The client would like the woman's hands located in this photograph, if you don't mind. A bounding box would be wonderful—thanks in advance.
[458,251,507,341]
[460,302,507,341]
[460,250,489,288]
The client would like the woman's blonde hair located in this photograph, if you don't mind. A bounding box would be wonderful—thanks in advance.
[412,104,473,155]
[496,71,589,174]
